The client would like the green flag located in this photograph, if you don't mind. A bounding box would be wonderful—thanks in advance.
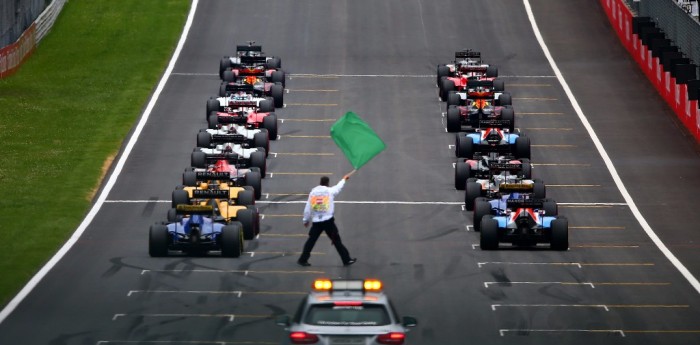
[330,112,386,169]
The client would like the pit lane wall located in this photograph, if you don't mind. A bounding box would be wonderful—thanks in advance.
[599,0,700,141]
[0,0,67,78]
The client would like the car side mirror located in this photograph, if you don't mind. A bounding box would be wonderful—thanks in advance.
[275,315,290,327]
[402,316,418,328]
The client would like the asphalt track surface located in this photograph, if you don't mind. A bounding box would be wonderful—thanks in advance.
[2,0,700,344]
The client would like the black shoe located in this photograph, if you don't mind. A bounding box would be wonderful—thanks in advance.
[297,261,311,267]
[343,258,357,266]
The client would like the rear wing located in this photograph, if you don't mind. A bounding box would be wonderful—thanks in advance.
[455,50,481,59]
[191,189,230,199]
[175,204,215,215]
[223,83,264,97]
[466,79,494,88]
[240,56,267,65]
[488,163,522,173]
[211,133,247,144]
[505,198,544,209]
[225,100,259,108]
[193,171,230,181]
[478,119,511,129]
[236,45,262,52]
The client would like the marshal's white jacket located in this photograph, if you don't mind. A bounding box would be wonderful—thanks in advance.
[302,179,346,223]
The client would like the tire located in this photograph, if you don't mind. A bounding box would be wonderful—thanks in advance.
[533,180,546,199]
[208,113,219,129]
[498,92,512,106]
[191,151,206,168]
[493,78,505,92]
[219,58,231,78]
[149,224,169,257]
[515,136,531,159]
[543,199,558,216]
[196,131,211,148]
[520,158,532,179]
[480,216,499,250]
[253,131,269,154]
[456,135,474,158]
[250,151,266,177]
[172,189,189,208]
[271,70,285,87]
[473,197,491,232]
[166,208,178,223]
[236,208,257,240]
[263,113,277,140]
[245,170,262,200]
[221,223,243,258]
[266,57,282,69]
[270,83,284,108]
[486,66,498,78]
[440,78,455,101]
[247,205,260,236]
[259,99,274,113]
[455,160,470,190]
[219,82,227,97]
[446,106,461,133]
[183,171,197,187]
[222,70,236,82]
[447,92,461,107]
[500,107,515,132]
[237,189,255,207]
[465,181,482,211]
[206,98,220,117]
[437,64,450,85]
[550,217,569,251]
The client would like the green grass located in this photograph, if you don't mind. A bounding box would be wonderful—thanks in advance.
[0,0,190,306]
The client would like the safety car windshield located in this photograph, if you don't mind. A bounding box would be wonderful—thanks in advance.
[304,304,390,326]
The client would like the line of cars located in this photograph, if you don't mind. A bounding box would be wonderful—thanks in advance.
[438,50,569,250]
[148,42,285,258]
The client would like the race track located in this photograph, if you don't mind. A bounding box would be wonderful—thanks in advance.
[1,0,700,344]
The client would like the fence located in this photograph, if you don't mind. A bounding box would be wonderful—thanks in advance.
[637,0,700,66]
[0,0,67,78]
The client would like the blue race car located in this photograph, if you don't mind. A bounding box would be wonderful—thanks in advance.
[478,198,568,250]
[149,204,244,257]
[455,119,530,159]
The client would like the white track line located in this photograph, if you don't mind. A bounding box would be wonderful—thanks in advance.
[0,1,201,325]
[523,0,700,294]
[103,200,625,206]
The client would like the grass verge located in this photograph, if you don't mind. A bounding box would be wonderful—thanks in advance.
[0,0,190,306]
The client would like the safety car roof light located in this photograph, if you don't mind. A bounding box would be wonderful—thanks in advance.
[312,279,383,293]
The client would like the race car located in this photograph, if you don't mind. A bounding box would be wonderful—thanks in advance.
[185,161,262,200]
[455,153,531,190]
[206,98,278,140]
[464,162,545,210]
[148,204,244,258]
[438,50,500,101]
[219,79,284,108]
[192,145,267,177]
[171,181,259,240]
[197,125,269,155]
[276,279,418,345]
[455,119,530,159]
[446,102,514,132]
[445,79,511,108]
[479,198,569,250]
[206,92,275,117]
[219,42,285,85]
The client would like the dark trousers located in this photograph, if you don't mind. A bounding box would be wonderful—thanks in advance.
[299,217,351,264]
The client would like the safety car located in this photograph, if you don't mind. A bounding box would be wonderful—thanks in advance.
[276,279,418,345]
